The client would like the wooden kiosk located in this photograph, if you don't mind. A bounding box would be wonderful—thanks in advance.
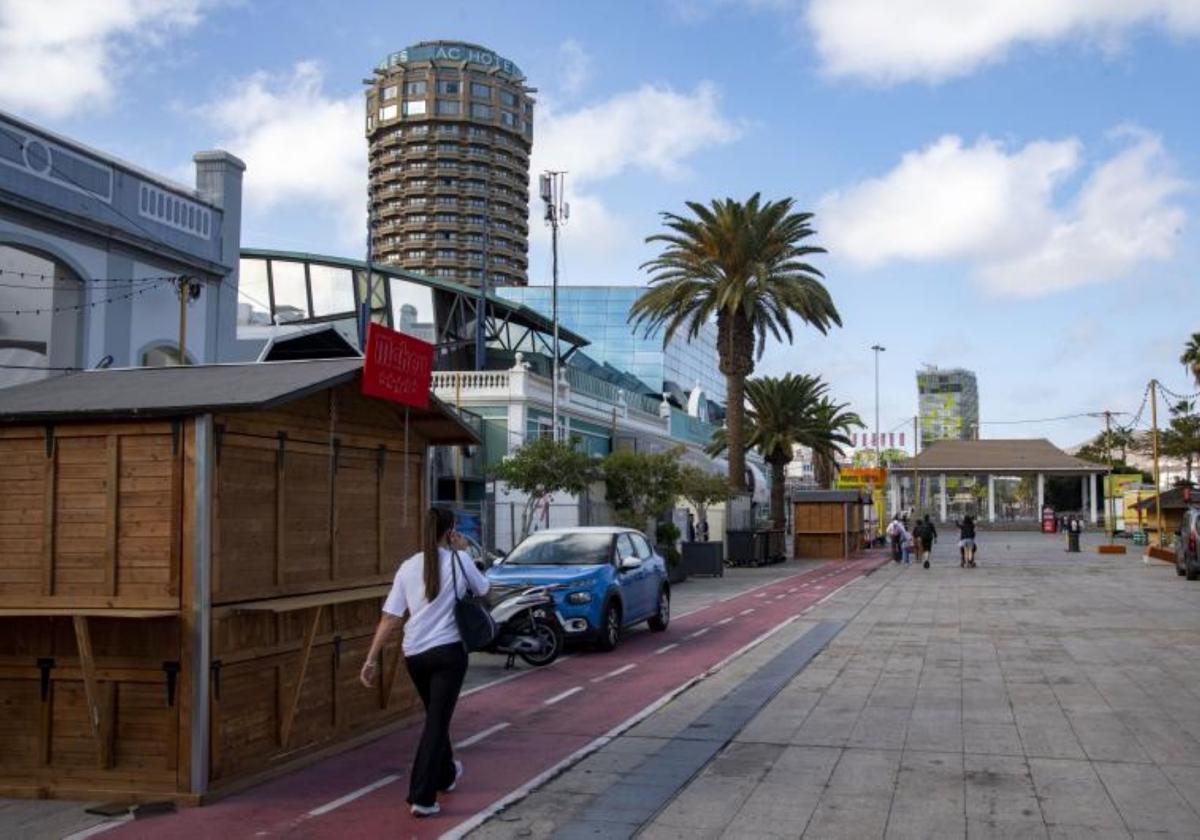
[0,358,477,803]
[791,490,869,560]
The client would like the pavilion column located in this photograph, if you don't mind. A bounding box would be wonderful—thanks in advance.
[1036,473,1045,515]
[1089,473,1098,524]
[939,473,948,523]
[987,474,996,523]
[889,474,900,517]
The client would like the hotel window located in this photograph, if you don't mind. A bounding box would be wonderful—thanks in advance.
[378,105,398,121]
[436,249,457,259]
[500,111,517,128]
[437,123,459,134]
[436,213,457,223]
[436,99,460,115]
[500,90,519,108]
[470,103,492,119]
[407,250,427,260]
[437,80,460,95]
[471,82,492,99]
[402,99,426,116]
[404,80,427,96]
[382,85,398,100]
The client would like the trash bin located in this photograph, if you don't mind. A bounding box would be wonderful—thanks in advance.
[1068,531,1080,552]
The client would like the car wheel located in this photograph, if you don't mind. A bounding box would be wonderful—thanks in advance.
[648,587,670,632]
[597,601,622,652]
[1178,562,1187,577]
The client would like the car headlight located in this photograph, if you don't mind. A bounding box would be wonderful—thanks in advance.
[566,591,593,605]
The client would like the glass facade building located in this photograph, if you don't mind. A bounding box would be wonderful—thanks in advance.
[917,366,979,446]
[498,286,726,419]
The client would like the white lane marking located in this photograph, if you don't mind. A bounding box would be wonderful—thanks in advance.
[687,627,710,639]
[654,643,679,655]
[307,774,402,817]
[442,596,834,840]
[715,617,734,626]
[455,721,511,750]
[739,608,756,616]
[544,686,583,706]
[591,663,638,683]
[787,587,798,593]
[774,593,787,600]
[62,819,132,840]
[754,592,768,598]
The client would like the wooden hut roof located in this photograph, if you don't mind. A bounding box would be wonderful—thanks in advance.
[0,359,479,444]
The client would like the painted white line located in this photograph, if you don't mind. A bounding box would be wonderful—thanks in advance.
[443,603,821,840]
[774,593,787,600]
[461,653,574,699]
[739,608,756,616]
[62,819,132,840]
[654,643,680,655]
[544,686,583,706]
[455,721,511,750]
[307,774,401,817]
[787,587,798,593]
[754,592,768,598]
[715,617,734,626]
[591,663,637,683]
[687,627,710,639]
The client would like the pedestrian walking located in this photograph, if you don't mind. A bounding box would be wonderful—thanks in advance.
[886,515,905,563]
[917,515,937,568]
[958,515,977,568]
[902,526,915,565]
[360,508,491,818]
[1068,515,1082,553]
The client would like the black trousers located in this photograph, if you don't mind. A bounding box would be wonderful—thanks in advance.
[404,642,468,807]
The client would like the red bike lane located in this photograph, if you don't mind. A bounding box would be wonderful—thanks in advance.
[108,553,887,840]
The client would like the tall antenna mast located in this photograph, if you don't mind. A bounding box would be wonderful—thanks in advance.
[540,171,568,440]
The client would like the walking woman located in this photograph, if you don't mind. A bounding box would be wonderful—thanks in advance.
[360,508,490,817]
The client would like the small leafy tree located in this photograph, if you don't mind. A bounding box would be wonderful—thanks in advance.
[491,436,599,540]
[678,465,731,540]
[602,447,684,531]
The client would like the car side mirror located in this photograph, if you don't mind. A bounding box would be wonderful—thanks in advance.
[619,556,642,571]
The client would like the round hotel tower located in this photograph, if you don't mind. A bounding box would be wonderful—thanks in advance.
[366,41,533,287]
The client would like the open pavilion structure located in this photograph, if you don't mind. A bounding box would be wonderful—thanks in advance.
[894,439,1109,524]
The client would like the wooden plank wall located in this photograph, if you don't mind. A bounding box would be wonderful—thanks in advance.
[793,501,847,560]
[0,422,182,610]
[0,421,185,798]
[207,383,428,789]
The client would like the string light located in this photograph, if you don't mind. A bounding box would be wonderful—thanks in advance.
[0,268,183,284]
[0,281,171,316]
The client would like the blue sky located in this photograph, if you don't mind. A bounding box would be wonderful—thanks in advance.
[2,0,1198,448]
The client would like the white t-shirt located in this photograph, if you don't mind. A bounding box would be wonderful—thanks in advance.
[382,546,491,657]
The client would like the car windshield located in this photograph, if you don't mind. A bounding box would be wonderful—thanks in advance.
[503,532,613,566]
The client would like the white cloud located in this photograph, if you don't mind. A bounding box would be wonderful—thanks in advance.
[557,39,593,97]
[807,0,1200,84]
[530,82,743,280]
[0,0,203,119]
[819,128,1187,297]
[196,62,366,248]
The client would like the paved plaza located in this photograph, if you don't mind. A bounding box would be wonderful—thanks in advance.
[469,533,1200,839]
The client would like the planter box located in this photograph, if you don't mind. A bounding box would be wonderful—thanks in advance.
[682,541,724,577]
[667,563,688,584]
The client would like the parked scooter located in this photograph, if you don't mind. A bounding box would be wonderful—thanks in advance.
[486,585,564,668]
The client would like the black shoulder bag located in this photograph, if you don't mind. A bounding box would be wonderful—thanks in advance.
[450,550,497,652]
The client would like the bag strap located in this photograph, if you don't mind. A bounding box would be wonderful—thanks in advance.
[449,549,474,599]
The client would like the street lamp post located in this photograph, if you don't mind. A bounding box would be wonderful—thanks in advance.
[871,345,886,468]
[540,171,568,440]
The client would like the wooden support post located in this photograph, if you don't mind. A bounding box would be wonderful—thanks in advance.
[279,605,322,750]
[275,433,286,587]
[73,615,112,768]
[105,435,120,596]
[376,447,386,575]
[38,682,53,766]
[42,440,56,596]
[329,439,340,582]
[379,627,406,710]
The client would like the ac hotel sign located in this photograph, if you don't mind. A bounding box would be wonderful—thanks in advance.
[382,41,524,80]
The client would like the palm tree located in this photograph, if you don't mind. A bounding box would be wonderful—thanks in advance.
[631,194,841,491]
[707,374,827,526]
[807,397,863,489]
[1182,333,1200,386]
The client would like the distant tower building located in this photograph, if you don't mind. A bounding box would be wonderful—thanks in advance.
[917,365,979,447]
[366,41,533,287]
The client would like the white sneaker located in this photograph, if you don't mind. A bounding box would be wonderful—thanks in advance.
[443,760,464,793]
[410,802,441,817]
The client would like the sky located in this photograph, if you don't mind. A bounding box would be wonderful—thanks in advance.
[1,0,1198,448]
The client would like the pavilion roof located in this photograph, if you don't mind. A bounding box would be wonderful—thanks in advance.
[895,438,1107,474]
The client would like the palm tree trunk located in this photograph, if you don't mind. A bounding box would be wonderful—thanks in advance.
[770,460,786,528]
[726,373,746,492]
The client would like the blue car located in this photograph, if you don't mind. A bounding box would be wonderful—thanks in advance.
[486,526,670,651]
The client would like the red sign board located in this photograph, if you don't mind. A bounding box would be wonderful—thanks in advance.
[361,323,434,409]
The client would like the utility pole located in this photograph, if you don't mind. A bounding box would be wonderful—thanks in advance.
[1150,380,1164,547]
[1104,410,1115,544]
[540,171,568,440]
[871,345,885,467]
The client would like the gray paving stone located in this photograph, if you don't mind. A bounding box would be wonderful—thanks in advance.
[801,793,891,839]
[1092,760,1200,834]
[1028,757,1126,829]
